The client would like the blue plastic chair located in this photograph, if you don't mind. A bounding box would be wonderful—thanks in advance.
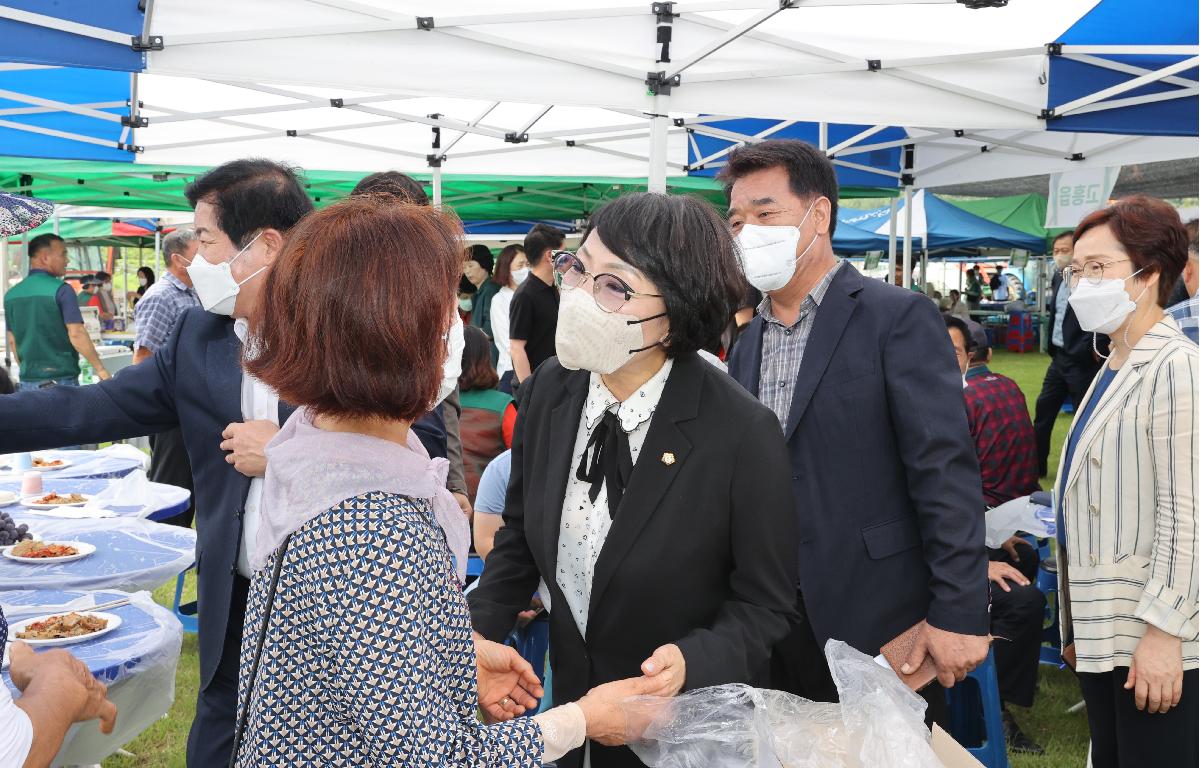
[1037,553,1063,667]
[945,649,1009,768]
[507,617,552,715]
[172,570,199,634]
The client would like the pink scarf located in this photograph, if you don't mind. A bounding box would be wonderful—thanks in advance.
[253,408,470,582]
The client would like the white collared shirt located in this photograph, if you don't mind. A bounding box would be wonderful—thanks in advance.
[557,359,673,637]
[233,318,280,578]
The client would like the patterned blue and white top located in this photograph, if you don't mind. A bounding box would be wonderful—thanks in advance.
[234,491,544,766]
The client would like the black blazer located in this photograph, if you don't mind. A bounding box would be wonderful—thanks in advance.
[1047,272,1109,363]
[0,308,446,691]
[469,352,798,768]
[727,265,989,658]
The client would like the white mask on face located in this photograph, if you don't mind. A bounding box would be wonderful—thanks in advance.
[554,286,666,375]
[734,197,822,292]
[434,314,465,408]
[137,277,148,287]
[511,267,530,286]
[1067,268,1146,335]
[187,232,265,316]
[458,296,474,313]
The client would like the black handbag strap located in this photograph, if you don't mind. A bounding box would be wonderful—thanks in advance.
[228,533,293,768]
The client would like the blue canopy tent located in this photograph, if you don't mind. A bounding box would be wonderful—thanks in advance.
[1045,0,1198,136]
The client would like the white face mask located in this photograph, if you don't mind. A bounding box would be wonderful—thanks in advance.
[1067,268,1146,336]
[511,267,530,286]
[434,314,465,408]
[187,231,265,316]
[137,277,148,287]
[734,197,821,292]
[554,286,666,375]
[458,296,474,313]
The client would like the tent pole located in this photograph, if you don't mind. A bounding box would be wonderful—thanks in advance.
[432,164,443,208]
[53,213,59,235]
[920,249,928,291]
[902,185,914,291]
[648,113,669,194]
[1038,257,1048,353]
[886,198,898,285]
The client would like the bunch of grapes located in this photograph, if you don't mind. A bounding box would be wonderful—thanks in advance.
[0,510,31,546]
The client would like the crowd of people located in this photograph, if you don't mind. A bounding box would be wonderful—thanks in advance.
[0,140,1195,768]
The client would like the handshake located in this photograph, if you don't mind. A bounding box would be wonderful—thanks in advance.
[474,633,685,746]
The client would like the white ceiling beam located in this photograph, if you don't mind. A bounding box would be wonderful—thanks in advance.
[884,69,1042,115]
[1060,87,1200,118]
[1059,45,1200,56]
[0,119,117,149]
[527,121,648,139]
[302,134,428,159]
[957,132,1075,159]
[1052,57,1200,116]
[31,173,183,207]
[1063,53,1199,90]
[0,101,125,118]
[664,5,786,81]
[825,124,890,155]
[0,88,124,123]
[831,158,902,179]
[0,6,129,45]
[435,27,646,82]
[689,119,798,167]
[441,102,501,154]
[513,106,554,138]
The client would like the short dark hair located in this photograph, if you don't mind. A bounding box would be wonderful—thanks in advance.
[1074,195,1189,307]
[944,315,973,352]
[466,243,494,274]
[492,244,525,287]
[717,139,839,237]
[351,171,429,206]
[585,193,743,358]
[28,233,63,259]
[185,159,314,248]
[1185,218,1198,255]
[244,196,460,421]
[94,271,111,282]
[523,223,565,267]
[137,266,156,283]
[459,325,499,392]
[1052,231,1073,247]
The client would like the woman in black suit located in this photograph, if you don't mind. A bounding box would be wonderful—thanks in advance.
[468,193,799,768]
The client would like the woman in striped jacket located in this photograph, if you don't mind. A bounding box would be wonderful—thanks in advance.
[1056,196,1197,768]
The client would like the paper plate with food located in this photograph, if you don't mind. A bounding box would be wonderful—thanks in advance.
[0,491,18,508]
[2,540,96,563]
[30,456,71,472]
[22,492,90,509]
[7,611,121,647]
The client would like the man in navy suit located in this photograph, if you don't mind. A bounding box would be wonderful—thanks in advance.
[722,141,989,714]
[0,160,455,765]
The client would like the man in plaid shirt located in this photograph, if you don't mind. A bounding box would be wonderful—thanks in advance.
[946,316,1046,755]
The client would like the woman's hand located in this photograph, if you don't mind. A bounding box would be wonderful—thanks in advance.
[640,643,686,697]
[473,633,543,722]
[1125,625,1184,713]
[577,677,658,746]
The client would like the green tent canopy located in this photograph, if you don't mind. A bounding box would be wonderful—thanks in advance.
[944,193,1072,249]
[0,158,894,225]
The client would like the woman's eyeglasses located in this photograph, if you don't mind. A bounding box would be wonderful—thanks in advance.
[1062,258,1131,288]
[553,250,662,313]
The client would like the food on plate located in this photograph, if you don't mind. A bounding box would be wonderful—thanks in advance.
[10,540,79,558]
[30,492,86,506]
[31,457,65,468]
[15,612,108,640]
[0,510,31,546]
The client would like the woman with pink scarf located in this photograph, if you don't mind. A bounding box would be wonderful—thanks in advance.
[230,196,649,767]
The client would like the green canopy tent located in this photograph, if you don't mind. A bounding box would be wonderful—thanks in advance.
[945,194,1072,250]
[0,158,893,224]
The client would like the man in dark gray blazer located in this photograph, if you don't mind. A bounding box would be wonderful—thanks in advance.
[722,141,990,714]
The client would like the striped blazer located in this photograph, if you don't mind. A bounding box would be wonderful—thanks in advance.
[1058,318,1198,673]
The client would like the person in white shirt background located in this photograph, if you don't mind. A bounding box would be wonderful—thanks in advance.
[490,243,529,394]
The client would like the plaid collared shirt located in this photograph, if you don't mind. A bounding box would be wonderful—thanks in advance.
[134,272,199,352]
[1168,294,1199,344]
[963,365,1041,509]
[757,260,844,427]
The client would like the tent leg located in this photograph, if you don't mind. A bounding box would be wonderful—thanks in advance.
[920,249,928,291]
[1038,257,1048,353]
[887,199,898,285]
[902,185,914,290]
[648,113,669,194]
[432,164,443,208]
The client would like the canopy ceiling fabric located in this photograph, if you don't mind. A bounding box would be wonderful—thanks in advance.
[1047,0,1198,136]
[0,157,890,224]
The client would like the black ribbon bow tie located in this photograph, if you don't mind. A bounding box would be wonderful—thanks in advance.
[576,409,634,520]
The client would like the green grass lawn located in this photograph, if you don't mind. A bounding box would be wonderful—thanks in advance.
[102,349,1088,767]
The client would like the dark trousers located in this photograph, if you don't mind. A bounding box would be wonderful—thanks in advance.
[1077,667,1198,768]
[149,427,195,528]
[988,547,1044,708]
[186,575,249,767]
[769,594,949,729]
[498,369,515,396]
[1033,352,1101,476]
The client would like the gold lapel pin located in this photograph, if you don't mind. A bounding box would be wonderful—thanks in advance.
[661,452,676,466]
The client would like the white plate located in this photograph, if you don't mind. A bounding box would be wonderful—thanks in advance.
[7,611,121,647]
[29,457,72,472]
[0,491,17,507]
[2,541,96,564]
[22,494,91,510]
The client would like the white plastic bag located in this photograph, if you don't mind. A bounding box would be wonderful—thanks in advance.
[625,640,943,768]
[983,495,1053,548]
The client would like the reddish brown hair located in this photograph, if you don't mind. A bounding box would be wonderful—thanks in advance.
[245,195,460,421]
[458,324,499,392]
[1074,195,1189,307]
[491,243,525,288]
